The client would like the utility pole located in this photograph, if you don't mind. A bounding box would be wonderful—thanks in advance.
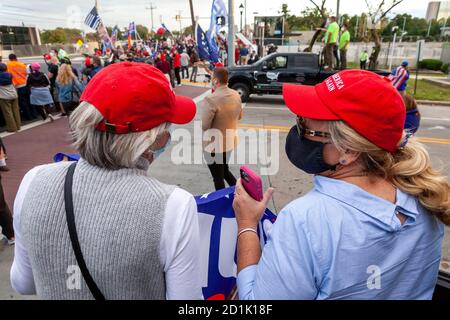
[146,2,157,33]
[228,0,235,67]
[176,10,183,34]
[427,19,432,37]
[189,0,196,39]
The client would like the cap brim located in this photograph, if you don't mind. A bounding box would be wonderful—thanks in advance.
[170,95,197,125]
[282,83,339,120]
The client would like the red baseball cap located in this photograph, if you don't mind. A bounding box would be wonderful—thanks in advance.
[283,70,406,153]
[80,62,196,134]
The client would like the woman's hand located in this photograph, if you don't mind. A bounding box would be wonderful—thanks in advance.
[233,179,274,230]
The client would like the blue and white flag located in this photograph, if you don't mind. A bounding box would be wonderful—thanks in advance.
[208,0,228,35]
[84,6,102,30]
[127,22,136,37]
[195,187,277,300]
[196,24,211,61]
[206,0,227,63]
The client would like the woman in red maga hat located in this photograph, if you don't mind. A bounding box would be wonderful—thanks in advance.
[10,63,202,300]
[233,70,450,300]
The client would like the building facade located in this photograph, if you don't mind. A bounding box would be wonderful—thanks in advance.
[0,25,41,49]
[426,1,450,21]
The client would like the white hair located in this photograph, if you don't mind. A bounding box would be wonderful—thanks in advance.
[69,102,168,170]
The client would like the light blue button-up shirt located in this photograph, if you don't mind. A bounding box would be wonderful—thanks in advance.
[237,176,444,300]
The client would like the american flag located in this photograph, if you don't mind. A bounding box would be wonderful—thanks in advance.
[84,6,101,30]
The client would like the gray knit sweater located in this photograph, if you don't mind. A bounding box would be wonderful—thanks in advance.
[21,158,175,300]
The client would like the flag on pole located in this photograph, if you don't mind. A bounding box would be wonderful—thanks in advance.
[209,0,228,35]
[207,0,228,63]
[111,25,119,44]
[84,6,102,30]
[196,24,211,61]
[127,22,136,37]
[157,24,173,37]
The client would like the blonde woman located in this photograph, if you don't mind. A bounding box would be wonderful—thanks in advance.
[233,70,449,300]
[56,63,83,116]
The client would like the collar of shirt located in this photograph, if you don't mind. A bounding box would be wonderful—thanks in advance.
[313,176,420,231]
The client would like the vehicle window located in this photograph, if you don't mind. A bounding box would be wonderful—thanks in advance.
[292,55,317,68]
[275,56,288,69]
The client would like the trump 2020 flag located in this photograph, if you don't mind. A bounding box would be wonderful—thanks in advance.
[207,0,227,63]
[195,187,277,300]
[196,24,211,61]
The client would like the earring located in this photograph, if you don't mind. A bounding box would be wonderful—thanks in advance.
[340,159,347,165]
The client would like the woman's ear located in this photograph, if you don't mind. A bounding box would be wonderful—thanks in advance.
[339,149,361,166]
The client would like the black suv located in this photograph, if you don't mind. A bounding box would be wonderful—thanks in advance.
[227,52,390,102]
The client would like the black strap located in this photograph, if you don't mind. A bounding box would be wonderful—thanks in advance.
[64,162,106,300]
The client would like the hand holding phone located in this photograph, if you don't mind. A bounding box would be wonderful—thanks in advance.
[240,166,263,202]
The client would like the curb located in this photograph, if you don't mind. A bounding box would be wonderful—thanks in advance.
[417,100,450,107]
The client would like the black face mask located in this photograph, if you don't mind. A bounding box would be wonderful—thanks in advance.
[285,126,339,175]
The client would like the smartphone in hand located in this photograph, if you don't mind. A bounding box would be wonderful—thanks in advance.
[240,166,263,202]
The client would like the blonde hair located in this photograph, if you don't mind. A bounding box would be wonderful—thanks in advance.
[328,121,450,226]
[70,102,168,170]
[56,63,76,86]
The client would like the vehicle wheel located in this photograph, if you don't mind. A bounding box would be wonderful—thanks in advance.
[231,83,250,103]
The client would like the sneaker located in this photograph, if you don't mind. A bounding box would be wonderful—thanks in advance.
[60,113,68,117]
[7,238,15,245]
[48,114,55,122]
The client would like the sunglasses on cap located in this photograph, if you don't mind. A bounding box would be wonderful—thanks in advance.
[295,117,331,140]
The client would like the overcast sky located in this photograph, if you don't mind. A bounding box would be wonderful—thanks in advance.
[0,0,430,32]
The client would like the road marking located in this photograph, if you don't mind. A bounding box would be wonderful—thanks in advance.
[0,90,210,138]
[245,107,450,123]
[245,106,289,111]
[193,90,212,104]
[0,115,63,139]
[422,117,450,122]
[238,124,450,145]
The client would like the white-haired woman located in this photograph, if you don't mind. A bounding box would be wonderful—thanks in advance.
[10,63,202,300]
[233,70,450,300]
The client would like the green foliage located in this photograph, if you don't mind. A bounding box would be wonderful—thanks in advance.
[418,59,444,71]
[442,63,449,74]
[40,28,86,44]
[136,24,149,38]
[382,14,450,38]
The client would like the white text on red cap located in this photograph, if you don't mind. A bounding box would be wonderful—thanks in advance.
[325,74,345,92]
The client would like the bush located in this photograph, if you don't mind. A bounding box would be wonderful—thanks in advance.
[442,63,449,74]
[418,59,444,71]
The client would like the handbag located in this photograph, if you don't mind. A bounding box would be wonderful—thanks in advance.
[64,162,106,300]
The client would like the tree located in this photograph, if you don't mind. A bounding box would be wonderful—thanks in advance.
[365,0,403,70]
[279,3,292,34]
[303,0,328,52]
[136,24,149,39]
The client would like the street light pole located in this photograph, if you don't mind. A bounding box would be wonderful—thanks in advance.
[244,0,247,35]
[228,0,235,67]
[239,4,244,33]
[388,26,398,71]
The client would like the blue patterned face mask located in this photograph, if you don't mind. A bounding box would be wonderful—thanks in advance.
[150,126,173,160]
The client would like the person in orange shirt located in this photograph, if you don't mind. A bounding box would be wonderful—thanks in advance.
[7,54,37,121]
